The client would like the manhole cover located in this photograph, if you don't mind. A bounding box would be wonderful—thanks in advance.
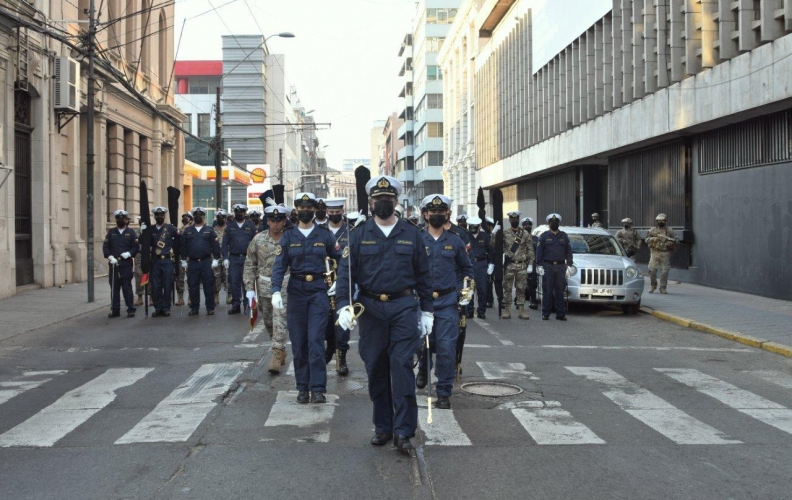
[461,382,523,397]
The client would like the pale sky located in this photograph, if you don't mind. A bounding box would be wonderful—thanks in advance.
[174,0,417,170]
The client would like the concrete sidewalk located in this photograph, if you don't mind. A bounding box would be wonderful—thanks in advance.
[640,281,792,358]
[0,280,111,342]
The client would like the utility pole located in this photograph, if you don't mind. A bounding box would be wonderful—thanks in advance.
[86,0,96,302]
[214,87,222,211]
[278,148,283,184]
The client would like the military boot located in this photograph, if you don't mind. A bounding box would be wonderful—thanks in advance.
[518,307,530,320]
[648,285,657,293]
[174,293,184,306]
[135,295,143,307]
[268,348,285,374]
[501,307,511,319]
[337,349,349,376]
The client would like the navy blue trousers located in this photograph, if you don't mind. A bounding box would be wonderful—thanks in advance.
[541,264,567,316]
[187,259,215,312]
[418,302,459,397]
[466,260,489,316]
[228,254,247,308]
[286,281,330,392]
[109,265,135,313]
[358,295,420,438]
[151,258,174,312]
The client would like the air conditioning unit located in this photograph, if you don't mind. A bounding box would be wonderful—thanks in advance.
[54,56,80,112]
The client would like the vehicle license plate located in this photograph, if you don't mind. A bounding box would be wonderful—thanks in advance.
[592,288,614,296]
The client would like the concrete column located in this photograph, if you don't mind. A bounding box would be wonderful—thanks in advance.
[579,35,589,122]
[656,0,671,88]
[612,1,624,108]
[644,0,658,93]
[571,41,581,126]
[760,0,783,42]
[595,21,605,116]
[717,0,738,61]
[670,0,686,82]
[106,123,125,220]
[633,1,646,99]
[737,0,758,52]
[140,136,154,208]
[621,0,634,103]
[559,49,568,131]
[701,0,718,68]
[549,59,556,135]
[685,0,703,75]
[604,14,614,112]
[124,130,140,221]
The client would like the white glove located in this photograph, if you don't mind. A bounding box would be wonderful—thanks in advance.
[211,259,220,269]
[527,265,533,273]
[246,290,257,303]
[121,252,131,259]
[487,263,495,275]
[459,297,470,306]
[538,266,545,276]
[491,223,501,235]
[337,306,355,330]
[140,223,147,232]
[271,291,283,309]
[420,311,434,338]
[223,259,230,269]
[265,196,275,206]
[327,281,336,297]
[181,260,187,269]
[108,256,118,266]
[355,216,366,227]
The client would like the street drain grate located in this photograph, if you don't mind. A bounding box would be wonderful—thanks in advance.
[461,382,523,397]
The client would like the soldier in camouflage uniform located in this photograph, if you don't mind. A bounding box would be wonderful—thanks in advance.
[244,205,290,374]
[645,213,678,294]
[174,213,192,306]
[616,217,641,257]
[492,211,535,320]
[213,209,229,305]
[590,213,603,228]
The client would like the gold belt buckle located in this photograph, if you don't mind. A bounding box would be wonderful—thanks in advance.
[432,291,439,299]
[379,294,389,302]
[306,275,314,282]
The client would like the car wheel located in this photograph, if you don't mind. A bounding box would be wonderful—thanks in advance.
[622,303,640,315]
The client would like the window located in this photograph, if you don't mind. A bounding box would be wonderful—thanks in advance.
[183,114,192,134]
[158,10,168,88]
[197,114,210,138]
[427,66,443,81]
[428,123,443,138]
[187,78,221,95]
[425,8,458,25]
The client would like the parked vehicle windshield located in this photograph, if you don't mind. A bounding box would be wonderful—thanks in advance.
[569,234,624,256]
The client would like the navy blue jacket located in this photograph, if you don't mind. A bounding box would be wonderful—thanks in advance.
[271,224,342,294]
[337,218,434,313]
[180,225,221,261]
[150,223,180,260]
[222,220,258,258]
[467,230,493,264]
[422,229,474,308]
[102,227,138,267]
[536,230,573,265]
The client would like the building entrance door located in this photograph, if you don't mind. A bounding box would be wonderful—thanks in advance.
[14,90,34,286]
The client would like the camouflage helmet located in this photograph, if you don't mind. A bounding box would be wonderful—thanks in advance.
[655,213,667,221]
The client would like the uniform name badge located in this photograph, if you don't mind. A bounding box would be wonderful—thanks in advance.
[342,246,350,258]
[275,245,282,256]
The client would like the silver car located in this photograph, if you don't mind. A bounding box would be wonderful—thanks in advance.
[532,225,644,314]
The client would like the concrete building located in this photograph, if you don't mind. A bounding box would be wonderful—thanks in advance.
[395,33,416,204]
[370,120,386,177]
[471,0,792,300]
[0,0,184,298]
[341,158,370,172]
[381,113,405,181]
[327,172,358,211]
[438,0,480,215]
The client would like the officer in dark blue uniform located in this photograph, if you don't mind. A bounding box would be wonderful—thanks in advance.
[323,197,351,374]
[465,216,493,319]
[536,213,573,321]
[314,198,329,227]
[248,209,263,233]
[416,194,474,410]
[271,192,342,404]
[149,206,180,317]
[336,175,434,455]
[222,204,258,314]
[179,207,221,316]
[522,217,540,310]
[103,209,138,318]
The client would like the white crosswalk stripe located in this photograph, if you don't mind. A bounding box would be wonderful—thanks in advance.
[567,367,740,445]
[0,368,153,448]
[476,362,538,380]
[509,401,605,445]
[0,370,68,406]
[417,396,472,446]
[657,368,792,436]
[745,370,792,389]
[264,390,339,442]
[116,363,250,444]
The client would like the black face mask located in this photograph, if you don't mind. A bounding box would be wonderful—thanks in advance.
[624,225,630,230]
[251,217,261,225]
[182,218,191,225]
[154,216,165,226]
[329,213,343,224]
[549,222,560,231]
[116,218,126,228]
[470,225,480,233]
[524,225,532,233]
[429,214,446,228]
[297,210,314,224]
[234,213,245,222]
[373,199,395,219]
[216,218,226,226]
[459,222,467,229]
[194,216,205,224]
[315,210,327,220]
[658,222,666,228]
[510,220,519,228]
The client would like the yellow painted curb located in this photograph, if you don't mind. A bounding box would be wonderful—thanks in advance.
[651,310,692,328]
[762,342,792,358]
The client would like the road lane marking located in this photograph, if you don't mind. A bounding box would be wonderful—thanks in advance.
[542,345,754,352]
[417,396,472,446]
[116,362,250,444]
[657,368,792,436]
[0,371,68,406]
[746,370,792,389]
[0,368,153,447]
[512,401,605,445]
[471,318,514,346]
[567,367,739,445]
[476,362,538,380]
[264,390,339,443]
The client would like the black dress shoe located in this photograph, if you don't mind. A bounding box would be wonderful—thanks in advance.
[415,370,427,389]
[436,395,451,410]
[529,302,539,310]
[163,310,171,317]
[188,310,199,316]
[476,312,486,319]
[556,315,567,321]
[466,311,474,319]
[151,310,162,318]
[296,391,309,404]
[370,433,393,446]
[108,312,120,318]
[486,302,493,309]
[542,315,549,320]
[127,312,135,318]
[228,306,241,315]
[207,310,215,316]
[310,392,326,404]
[393,435,413,455]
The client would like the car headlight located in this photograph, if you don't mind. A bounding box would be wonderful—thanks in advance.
[566,265,577,278]
[625,266,638,279]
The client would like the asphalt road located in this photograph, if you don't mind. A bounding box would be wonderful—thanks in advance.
[1,294,792,500]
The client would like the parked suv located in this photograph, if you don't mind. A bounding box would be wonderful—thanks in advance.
[532,225,645,314]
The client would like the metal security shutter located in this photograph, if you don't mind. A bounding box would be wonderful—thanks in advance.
[537,168,577,224]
